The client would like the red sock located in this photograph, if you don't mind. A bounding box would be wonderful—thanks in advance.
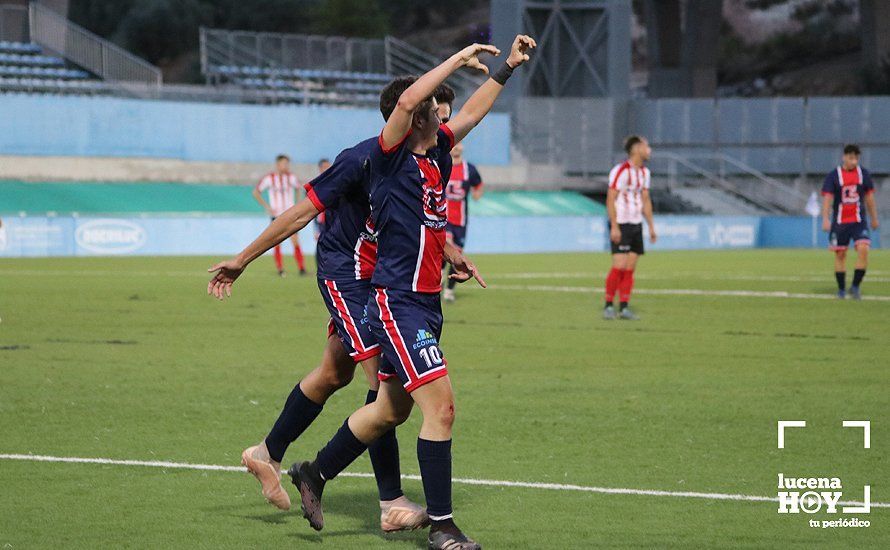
[605,268,623,302]
[273,245,283,272]
[619,269,635,303]
[294,245,305,271]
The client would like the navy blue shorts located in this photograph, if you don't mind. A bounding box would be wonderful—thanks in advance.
[368,288,448,393]
[829,222,870,250]
[446,224,467,250]
[317,278,381,363]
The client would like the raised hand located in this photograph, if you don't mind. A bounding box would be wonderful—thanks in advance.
[457,43,501,75]
[506,35,536,68]
[207,258,246,301]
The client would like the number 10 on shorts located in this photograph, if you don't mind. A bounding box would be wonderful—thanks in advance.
[418,345,444,368]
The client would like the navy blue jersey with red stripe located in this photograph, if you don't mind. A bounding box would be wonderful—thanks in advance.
[369,125,455,293]
[304,137,378,281]
[445,161,482,228]
[821,166,875,225]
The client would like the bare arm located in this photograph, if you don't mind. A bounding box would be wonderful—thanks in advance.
[822,194,833,231]
[471,186,484,201]
[381,43,500,151]
[607,188,620,243]
[642,189,656,243]
[865,192,879,229]
[207,198,320,299]
[447,35,536,144]
[252,188,273,215]
[443,240,486,288]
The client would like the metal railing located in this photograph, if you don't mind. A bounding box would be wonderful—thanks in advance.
[29,2,161,87]
[383,36,484,98]
[199,28,484,98]
[200,27,388,74]
[0,4,28,42]
[651,151,805,214]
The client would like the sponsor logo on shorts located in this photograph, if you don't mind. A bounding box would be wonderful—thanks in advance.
[413,329,437,349]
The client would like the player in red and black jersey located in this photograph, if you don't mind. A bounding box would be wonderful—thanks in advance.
[288,36,535,550]
[821,144,879,299]
[443,142,484,302]
[208,87,465,531]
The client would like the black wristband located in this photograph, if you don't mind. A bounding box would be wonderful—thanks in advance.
[491,62,514,85]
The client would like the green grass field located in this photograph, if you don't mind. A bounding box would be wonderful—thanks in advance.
[1,250,887,549]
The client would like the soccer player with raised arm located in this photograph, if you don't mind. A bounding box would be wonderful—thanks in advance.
[252,154,307,277]
[822,144,880,299]
[286,35,535,550]
[208,88,473,532]
[443,142,484,302]
[603,136,657,320]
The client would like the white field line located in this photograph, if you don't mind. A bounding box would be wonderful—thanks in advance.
[1,453,885,508]
[2,269,889,284]
[481,284,890,302]
[490,272,890,283]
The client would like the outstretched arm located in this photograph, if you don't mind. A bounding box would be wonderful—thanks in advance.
[381,43,500,150]
[447,35,536,144]
[207,198,320,300]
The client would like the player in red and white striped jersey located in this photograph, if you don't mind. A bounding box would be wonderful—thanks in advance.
[253,154,307,276]
[603,136,657,320]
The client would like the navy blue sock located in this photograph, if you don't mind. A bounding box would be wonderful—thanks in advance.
[315,419,368,480]
[852,269,865,288]
[417,438,452,519]
[265,383,323,463]
[365,390,403,501]
[835,271,846,291]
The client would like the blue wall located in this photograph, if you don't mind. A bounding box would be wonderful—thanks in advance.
[0,94,511,165]
[0,214,876,258]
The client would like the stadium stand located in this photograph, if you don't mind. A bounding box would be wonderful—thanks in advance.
[0,3,160,97]
[200,27,482,107]
[0,39,107,95]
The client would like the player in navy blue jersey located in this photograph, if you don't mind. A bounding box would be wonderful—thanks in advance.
[821,144,879,300]
[443,141,484,302]
[207,87,476,531]
[287,35,536,550]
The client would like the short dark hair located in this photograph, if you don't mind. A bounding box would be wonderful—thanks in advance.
[276,154,289,162]
[380,76,415,121]
[843,144,861,156]
[624,135,643,155]
[434,84,455,107]
[379,75,436,121]
[317,158,330,167]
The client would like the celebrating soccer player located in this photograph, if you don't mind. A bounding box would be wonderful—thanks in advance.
[603,136,657,320]
[443,142,484,302]
[209,87,475,530]
[821,144,879,299]
[252,154,307,276]
[286,36,535,550]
